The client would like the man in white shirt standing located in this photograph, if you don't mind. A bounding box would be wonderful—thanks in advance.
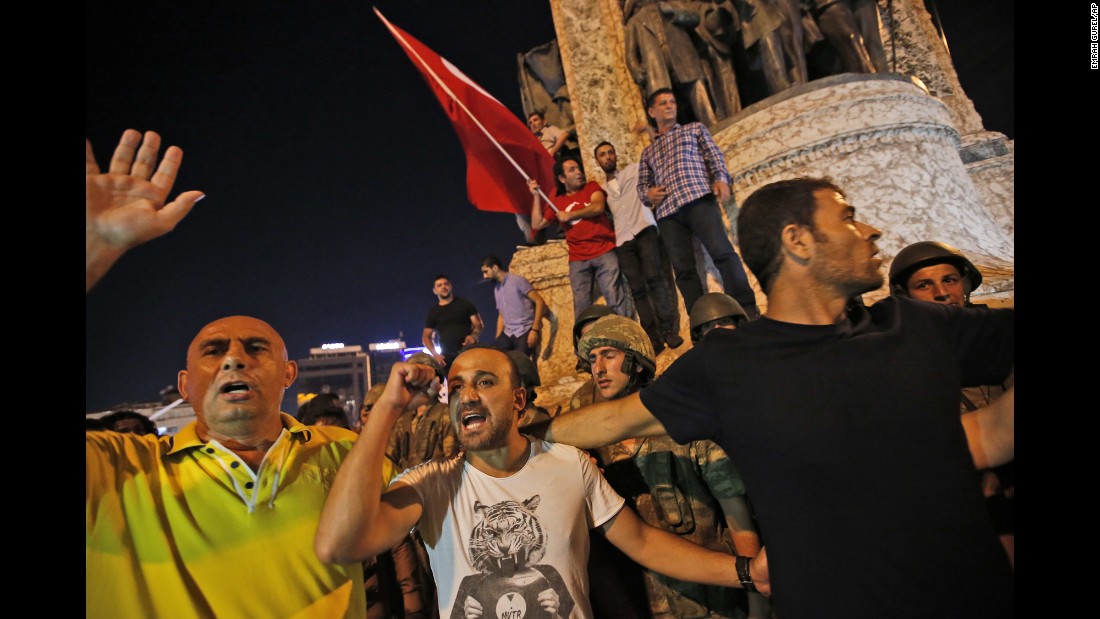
[596,140,684,351]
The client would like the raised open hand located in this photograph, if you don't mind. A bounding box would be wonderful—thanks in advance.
[86,129,204,291]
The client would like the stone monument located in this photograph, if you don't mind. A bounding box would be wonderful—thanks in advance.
[513,0,1012,412]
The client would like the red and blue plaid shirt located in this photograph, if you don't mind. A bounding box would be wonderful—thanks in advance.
[638,122,731,219]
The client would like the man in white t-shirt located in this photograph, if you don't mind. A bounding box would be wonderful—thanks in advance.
[316,346,770,619]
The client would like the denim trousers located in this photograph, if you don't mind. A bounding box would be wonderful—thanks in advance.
[656,195,758,315]
[568,250,633,319]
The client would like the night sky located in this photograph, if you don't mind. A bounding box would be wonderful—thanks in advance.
[85,0,1013,414]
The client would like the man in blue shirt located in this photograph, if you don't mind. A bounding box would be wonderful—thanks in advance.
[480,255,547,363]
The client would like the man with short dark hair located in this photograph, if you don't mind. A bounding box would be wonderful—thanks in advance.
[528,157,632,320]
[638,88,760,319]
[596,139,683,351]
[423,273,483,375]
[480,255,547,363]
[99,409,160,436]
[316,346,771,619]
[528,111,570,158]
[578,314,771,618]
[535,177,1014,618]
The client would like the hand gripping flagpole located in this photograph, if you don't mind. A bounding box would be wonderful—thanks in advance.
[374,7,560,215]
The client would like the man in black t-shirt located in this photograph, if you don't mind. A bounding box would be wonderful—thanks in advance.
[532,178,1015,619]
[423,274,484,375]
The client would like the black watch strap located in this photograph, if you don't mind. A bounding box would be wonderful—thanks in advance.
[736,555,757,593]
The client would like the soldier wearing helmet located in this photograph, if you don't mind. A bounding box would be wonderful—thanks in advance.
[889,241,1015,567]
[358,383,388,432]
[576,315,771,618]
[567,305,621,411]
[888,241,983,307]
[573,304,617,371]
[689,292,749,344]
[387,352,458,472]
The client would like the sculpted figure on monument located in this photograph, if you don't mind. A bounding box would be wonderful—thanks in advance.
[674,0,743,119]
[754,0,809,88]
[518,39,577,150]
[623,0,720,126]
[803,0,888,75]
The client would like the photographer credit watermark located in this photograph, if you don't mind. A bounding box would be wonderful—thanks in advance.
[1092,3,1098,69]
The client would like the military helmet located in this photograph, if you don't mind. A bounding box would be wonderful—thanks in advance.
[689,292,748,343]
[405,351,445,379]
[572,304,617,352]
[577,314,657,379]
[362,383,387,408]
[505,350,541,388]
[888,241,982,295]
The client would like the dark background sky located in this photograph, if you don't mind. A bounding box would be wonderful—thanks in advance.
[85,0,1013,414]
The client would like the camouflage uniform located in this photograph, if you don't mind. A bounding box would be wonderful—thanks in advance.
[576,315,757,619]
[386,409,414,471]
[568,377,602,411]
[594,437,749,618]
[386,353,454,619]
[412,402,459,465]
[387,401,459,472]
[384,407,455,619]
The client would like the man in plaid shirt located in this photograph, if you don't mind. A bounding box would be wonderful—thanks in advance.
[638,88,760,319]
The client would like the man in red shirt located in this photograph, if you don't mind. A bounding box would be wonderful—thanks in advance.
[528,157,632,321]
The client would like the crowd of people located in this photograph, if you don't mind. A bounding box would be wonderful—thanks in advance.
[87,75,1013,619]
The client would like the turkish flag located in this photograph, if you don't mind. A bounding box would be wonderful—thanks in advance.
[376,8,557,217]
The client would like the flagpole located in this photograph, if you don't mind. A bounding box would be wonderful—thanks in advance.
[374,7,560,214]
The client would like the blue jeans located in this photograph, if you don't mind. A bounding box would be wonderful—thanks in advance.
[656,194,759,316]
[568,250,633,319]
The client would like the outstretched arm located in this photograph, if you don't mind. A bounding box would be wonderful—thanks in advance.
[315,362,439,564]
[602,506,770,596]
[962,385,1014,470]
[526,391,667,448]
[86,129,205,292]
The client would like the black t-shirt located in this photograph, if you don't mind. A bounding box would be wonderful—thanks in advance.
[640,296,1014,619]
[425,297,479,357]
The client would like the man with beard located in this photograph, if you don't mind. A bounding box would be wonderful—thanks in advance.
[531,177,1015,619]
[423,274,483,376]
[528,156,633,320]
[595,140,683,352]
[316,346,771,619]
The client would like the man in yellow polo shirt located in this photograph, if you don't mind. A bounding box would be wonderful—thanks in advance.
[86,130,394,617]
[86,315,396,618]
